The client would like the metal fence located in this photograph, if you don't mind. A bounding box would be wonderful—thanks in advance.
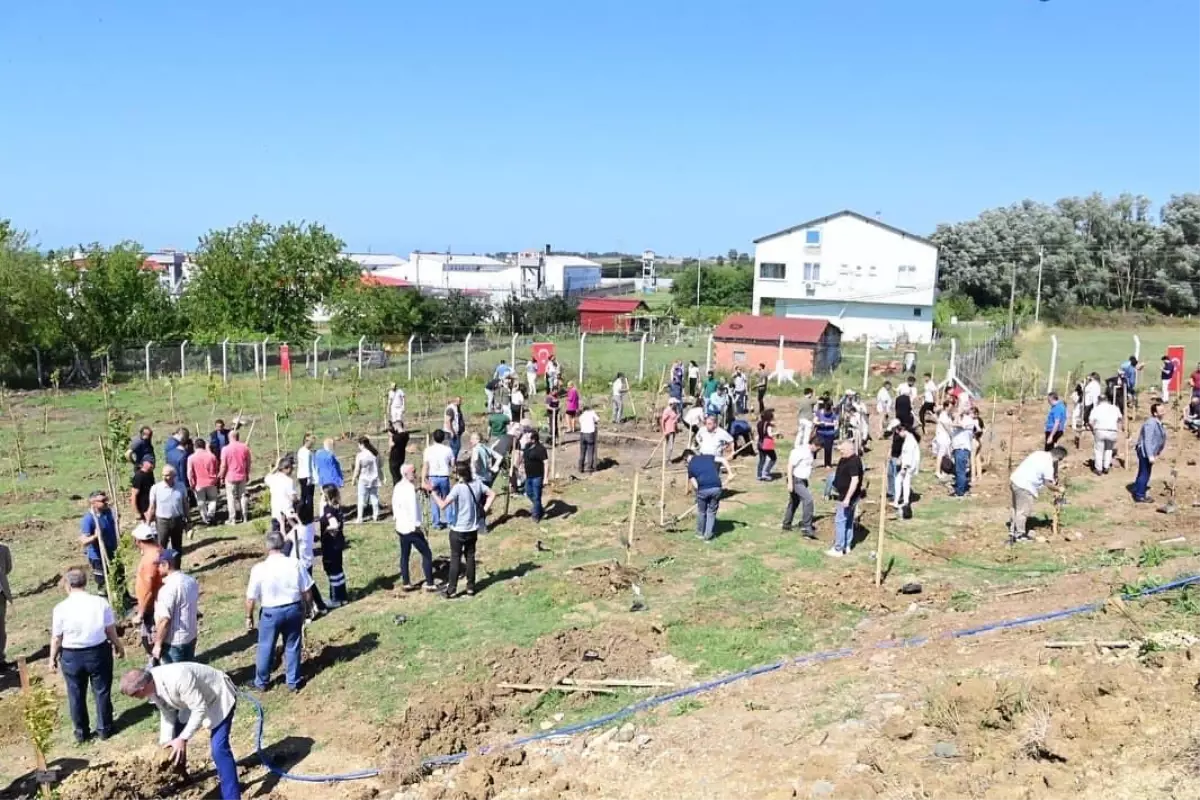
[953,322,1017,393]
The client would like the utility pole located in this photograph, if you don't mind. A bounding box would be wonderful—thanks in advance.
[1006,257,1017,333]
[1033,246,1045,323]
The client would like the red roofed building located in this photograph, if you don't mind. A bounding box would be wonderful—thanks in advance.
[713,314,842,376]
[360,273,413,288]
[576,297,649,333]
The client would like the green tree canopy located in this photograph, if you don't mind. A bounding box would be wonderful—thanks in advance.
[182,219,355,342]
[670,263,752,308]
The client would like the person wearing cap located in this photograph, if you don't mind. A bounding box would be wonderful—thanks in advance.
[50,567,125,742]
[153,549,199,664]
[133,522,164,661]
[245,531,314,692]
[660,398,681,462]
[218,429,253,525]
[119,662,241,799]
[147,464,187,552]
[80,490,119,593]
[187,438,220,525]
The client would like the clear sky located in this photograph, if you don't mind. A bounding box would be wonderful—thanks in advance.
[2,0,1197,255]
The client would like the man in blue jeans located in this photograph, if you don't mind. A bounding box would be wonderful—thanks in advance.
[120,662,242,799]
[951,411,978,497]
[244,532,314,692]
[50,568,126,742]
[1132,401,1167,503]
[522,431,549,522]
[422,430,456,529]
[829,440,863,557]
[686,450,722,541]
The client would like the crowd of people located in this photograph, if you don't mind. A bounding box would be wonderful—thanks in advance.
[3,348,1197,800]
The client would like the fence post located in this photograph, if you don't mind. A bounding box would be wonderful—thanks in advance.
[861,336,871,391]
[638,332,647,382]
[579,332,587,385]
[33,347,43,387]
[704,333,713,375]
[407,334,416,381]
[1046,334,1058,395]
[312,336,321,378]
[948,338,957,386]
[221,338,229,384]
[464,332,472,378]
[510,332,517,368]
[144,341,154,382]
[776,336,785,384]
[206,352,212,376]
[261,336,270,380]
[180,340,188,378]
[356,336,365,379]
[1133,334,1141,362]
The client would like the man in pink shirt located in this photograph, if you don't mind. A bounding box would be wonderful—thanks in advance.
[660,397,681,462]
[187,439,220,525]
[218,430,252,525]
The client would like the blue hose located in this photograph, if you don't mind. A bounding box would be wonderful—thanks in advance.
[244,572,1200,780]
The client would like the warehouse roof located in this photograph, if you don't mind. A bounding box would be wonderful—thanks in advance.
[714,314,836,345]
[576,298,649,313]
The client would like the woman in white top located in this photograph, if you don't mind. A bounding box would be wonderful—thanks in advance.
[352,436,382,523]
[933,400,954,480]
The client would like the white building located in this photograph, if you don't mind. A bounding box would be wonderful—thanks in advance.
[347,253,408,272]
[752,210,938,343]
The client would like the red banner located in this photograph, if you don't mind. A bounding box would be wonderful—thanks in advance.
[531,342,555,376]
[1168,345,1185,392]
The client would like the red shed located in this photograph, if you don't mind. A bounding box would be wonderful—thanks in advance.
[713,314,842,377]
[576,297,649,333]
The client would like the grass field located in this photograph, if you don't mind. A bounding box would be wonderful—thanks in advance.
[2,326,1199,797]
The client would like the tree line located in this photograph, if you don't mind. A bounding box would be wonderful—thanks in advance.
[0,217,582,379]
[932,192,1200,321]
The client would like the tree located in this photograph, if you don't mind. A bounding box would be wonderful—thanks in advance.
[497,295,577,333]
[0,223,68,370]
[670,264,752,308]
[429,291,490,333]
[330,284,431,339]
[726,248,738,264]
[55,242,184,352]
[182,219,355,342]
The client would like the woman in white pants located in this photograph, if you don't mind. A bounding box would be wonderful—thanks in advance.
[895,426,920,510]
[352,436,382,522]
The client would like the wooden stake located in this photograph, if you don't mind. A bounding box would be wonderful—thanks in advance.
[640,437,663,470]
[334,395,345,436]
[500,682,614,695]
[169,380,178,424]
[96,437,122,611]
[874,451,887,588]
[1005,411,1017,474]
[273,412,281,467]
[626,471,639,565]
[659,436,668,526]
[984,390,998,471]
[17,658,53,800]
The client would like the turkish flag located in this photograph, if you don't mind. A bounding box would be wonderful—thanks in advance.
[1168,345,1185,392]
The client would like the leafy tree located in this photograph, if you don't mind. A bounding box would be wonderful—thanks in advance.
[497,295,578,332]
[55,242,184,352]
[330,284,431,339]
[0,223,68,369]
[183,219,355,343]
[671,263,752,308]
[726,248,738,263]
[429,291,490,333]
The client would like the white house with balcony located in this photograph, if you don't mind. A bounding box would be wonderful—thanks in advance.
[752,210,938,343]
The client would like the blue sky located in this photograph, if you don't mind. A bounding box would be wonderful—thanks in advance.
[2,0,1196,255]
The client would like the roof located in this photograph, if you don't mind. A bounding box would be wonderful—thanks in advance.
[409,252,507,268]
[576,297,650,313]
[543,254,602,269]
[713,314,836,345]
[360,273,412,288]
[347,253,408,270]
[753,210,936,247]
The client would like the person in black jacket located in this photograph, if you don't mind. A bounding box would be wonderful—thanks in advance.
[319,485,348,608]
[387,423,410,485]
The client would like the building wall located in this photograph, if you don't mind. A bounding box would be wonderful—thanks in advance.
[772,298,934,343]
[714,341,816,376]
[753,214,938,342]
[579,310,633,333]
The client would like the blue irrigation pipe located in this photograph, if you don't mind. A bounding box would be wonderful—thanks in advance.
[244,572,1200,781]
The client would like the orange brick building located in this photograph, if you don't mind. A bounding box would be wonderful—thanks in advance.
[713,314,841,377]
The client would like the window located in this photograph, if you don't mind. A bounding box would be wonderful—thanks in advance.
[839,263,850,275]
[855,265,862,275]
[913,308,922,317]
[733,350,747,363]
[869,265,877,276]
[805,230,821,246]
[803,262,820,281]
[759,262,786,280]
[897,264,917,288]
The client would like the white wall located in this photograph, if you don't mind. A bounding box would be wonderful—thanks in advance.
[752,213,938,342]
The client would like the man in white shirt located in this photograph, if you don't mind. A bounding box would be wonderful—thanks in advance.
[1089,394,1124,475]
[387,382,406,427]
[393,464,437,590]
[120,662,241,799]
[50,568,125,742]
[695,415,734,475]
[895,425,921,512]
[295,433,316,513]
[526,360,538,397]
[1083,372,1103,429]
[578,404,600,473]
[422,430,456,529]
[875,381,893,437]
[732,368,748,415]
[611,373,628,423]
[153,550,200,664]
[244,531,314,692]
[265,458,299,534]
[782,438,816,537]
[950,412,977,497]
[1009,447,1066,542]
